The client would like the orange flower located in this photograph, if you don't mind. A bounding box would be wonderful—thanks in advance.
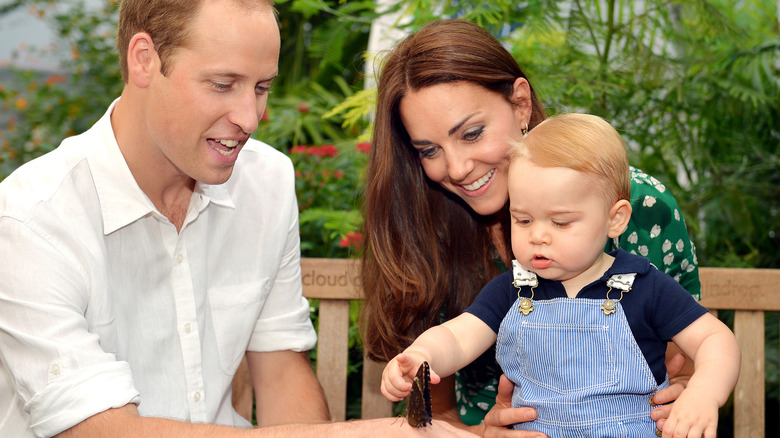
[15,98,27,109]
[45,74,67,87]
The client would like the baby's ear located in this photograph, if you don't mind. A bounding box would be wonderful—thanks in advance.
[607,199,632,238]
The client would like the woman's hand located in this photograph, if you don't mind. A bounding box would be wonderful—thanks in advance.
[483,375,547,438]
[651,348,692,430]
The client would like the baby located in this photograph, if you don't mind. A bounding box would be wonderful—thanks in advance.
[381,113,740,437]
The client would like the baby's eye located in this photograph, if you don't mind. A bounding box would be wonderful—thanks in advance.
[553,221,572,228]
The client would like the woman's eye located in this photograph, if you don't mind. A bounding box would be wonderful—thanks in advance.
[256,84,270,94]
[463,127,484,142]
[418,147,439,159]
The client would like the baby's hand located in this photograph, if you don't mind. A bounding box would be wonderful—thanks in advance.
[380,353,440,402]
[660,388,718,438]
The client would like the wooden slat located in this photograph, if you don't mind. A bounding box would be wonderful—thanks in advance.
[316,299,350,421]
[733,310,765,438]
[699,267,780,310]
[231,260,780,436]
[301,258,362,300]
[361,355,392,419]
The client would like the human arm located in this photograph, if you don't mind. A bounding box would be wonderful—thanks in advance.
[54,403,480,437]
[247,350,329,425]
[649,342,694,428]
[617,168,701,423]
[381,313,496,402]
[426,375,545,437]
[660,313,740,438]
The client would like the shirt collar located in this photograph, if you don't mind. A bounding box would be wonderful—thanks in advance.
[88,98,235,235]
[604,249,651,277]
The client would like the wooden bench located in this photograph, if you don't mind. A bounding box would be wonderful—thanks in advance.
[231,258,391,423]
[233,259,780,437]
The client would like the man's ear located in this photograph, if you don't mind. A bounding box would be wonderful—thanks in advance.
[607,199,632,238]
[126,32,159,88]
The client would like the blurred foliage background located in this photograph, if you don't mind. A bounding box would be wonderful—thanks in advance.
[1,0,778,430]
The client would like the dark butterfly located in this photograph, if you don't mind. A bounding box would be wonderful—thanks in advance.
[406,361,432,428]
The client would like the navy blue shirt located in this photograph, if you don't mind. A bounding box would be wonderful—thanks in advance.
[466,250,708,384]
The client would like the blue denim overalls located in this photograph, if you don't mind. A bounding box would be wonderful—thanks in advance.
[496,261,667,437]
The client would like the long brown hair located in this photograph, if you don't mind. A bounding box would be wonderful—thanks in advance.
[360,19,547,361]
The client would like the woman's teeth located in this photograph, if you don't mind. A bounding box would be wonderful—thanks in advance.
[463,169,495,191]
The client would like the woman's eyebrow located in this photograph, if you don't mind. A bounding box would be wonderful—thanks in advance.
[448,112,479,136]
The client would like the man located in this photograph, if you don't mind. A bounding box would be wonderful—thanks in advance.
[0,0,475,436]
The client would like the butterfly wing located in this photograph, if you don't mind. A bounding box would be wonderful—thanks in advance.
[406,361,432,427]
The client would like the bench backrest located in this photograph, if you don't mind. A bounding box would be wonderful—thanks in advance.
[233,260,780,437]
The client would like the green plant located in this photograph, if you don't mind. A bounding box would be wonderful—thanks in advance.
[2,0,778,426]
[0,0,122,178]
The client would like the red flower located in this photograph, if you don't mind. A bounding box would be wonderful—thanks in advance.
[339,231,363,250]
[261,109,269,121]
[355,142,371,153]
[290,145,308,154]
[296,102,310,113]
[333,170,345,179]
[309,144,338,157]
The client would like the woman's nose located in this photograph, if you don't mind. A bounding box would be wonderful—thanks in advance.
[445,148,474,183]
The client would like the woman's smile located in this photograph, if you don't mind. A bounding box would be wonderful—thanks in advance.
[462,169,495,192]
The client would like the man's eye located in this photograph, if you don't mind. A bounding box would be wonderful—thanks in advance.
[213,82,232,91]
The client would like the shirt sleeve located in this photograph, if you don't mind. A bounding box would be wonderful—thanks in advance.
[0,217,140,437]
[246,155,317,353]
[608,167,701,300]
[464,270,517,333]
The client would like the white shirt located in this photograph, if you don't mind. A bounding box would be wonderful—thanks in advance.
[0,100,317,437]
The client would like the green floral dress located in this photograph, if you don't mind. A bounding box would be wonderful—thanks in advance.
[454,166,701,425]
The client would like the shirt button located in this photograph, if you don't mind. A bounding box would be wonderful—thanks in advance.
[51,364,61,376]
[193,392,201,402]
[176,253,184,263]
[184,323,191,333]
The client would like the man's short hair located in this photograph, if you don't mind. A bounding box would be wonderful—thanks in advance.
[116,0,274,83]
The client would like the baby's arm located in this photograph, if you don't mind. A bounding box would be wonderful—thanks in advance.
[662,312,740,438]
[380,313,496,402]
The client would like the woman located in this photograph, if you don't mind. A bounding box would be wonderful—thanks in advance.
[360,18,699,436]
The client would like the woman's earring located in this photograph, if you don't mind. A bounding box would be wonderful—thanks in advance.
[521,123,529,137]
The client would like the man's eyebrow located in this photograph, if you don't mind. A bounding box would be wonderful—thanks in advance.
[448,112,479,136]
[204,71,278,82]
